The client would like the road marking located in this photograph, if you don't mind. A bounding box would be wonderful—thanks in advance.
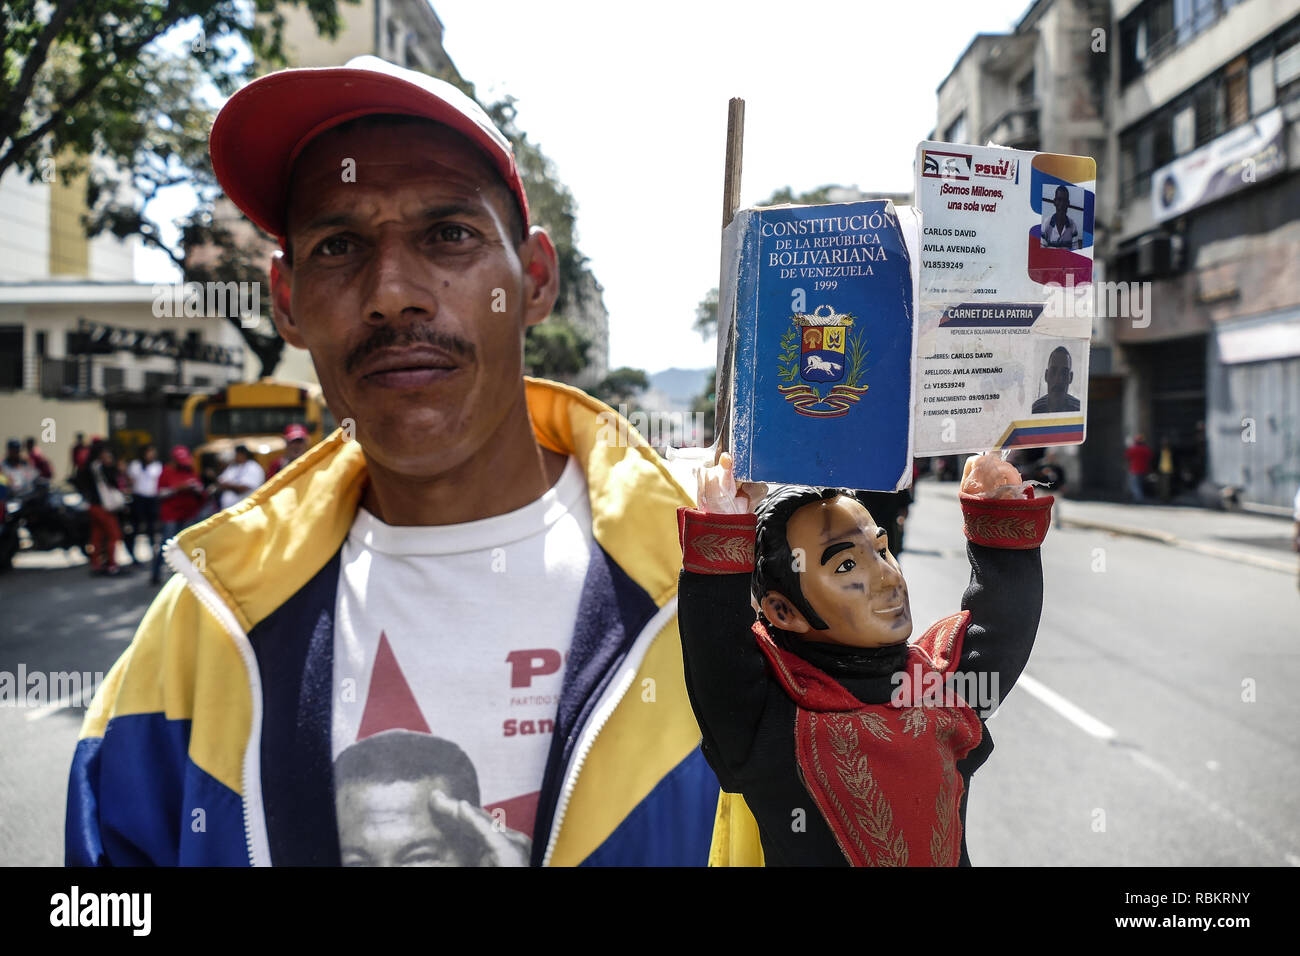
[1018,673,1300,866]
[1127,749,1300,867]
[1016,673,1117,740]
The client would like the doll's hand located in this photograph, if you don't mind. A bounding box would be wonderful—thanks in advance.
[961,452,1024,499]
[697,452,766,514]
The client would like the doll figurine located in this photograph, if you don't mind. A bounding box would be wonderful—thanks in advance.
[677,452,1053,866]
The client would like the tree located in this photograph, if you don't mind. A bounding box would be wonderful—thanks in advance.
[761,184,839,206]
[690,369,717,446]
[694,287,719,339]
[1,0,350,378]
[591,366,648,408]
[523,316,591,381]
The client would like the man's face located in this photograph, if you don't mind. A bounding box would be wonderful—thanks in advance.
[286,437,307,459]
[778,495,912,648]
[1045,351,1072,398]
[337,776,475,867]
[274,121,555,481]
[1054,190,1069,217]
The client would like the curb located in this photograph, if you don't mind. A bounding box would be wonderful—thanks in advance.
[919,481,1297,575]
[1057,517,1296,575]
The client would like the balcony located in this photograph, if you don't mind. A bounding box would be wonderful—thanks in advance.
[982,99,1040,150]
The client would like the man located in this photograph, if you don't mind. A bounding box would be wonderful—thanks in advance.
[1,439,35,496]
[24,437,53,480]
[74,440,126,577]
[126,445,163,566]
[1030,346,1080,414]
[266,423,309,479]
[336,729,529,867]
[216,444,265,510]
[71,433,90,472]
[1042,185,1079,249]
[150,445,204,585]
[68,56,718,866]
[1125,434,1153,503]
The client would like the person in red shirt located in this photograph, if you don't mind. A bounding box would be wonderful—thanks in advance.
[71,433,91,472]
[151,445,205,584]
[24,437,53,480]
[1125,434,1154,503]
[266,423,310,479]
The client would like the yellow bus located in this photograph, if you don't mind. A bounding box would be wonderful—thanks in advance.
[181,379,334,475]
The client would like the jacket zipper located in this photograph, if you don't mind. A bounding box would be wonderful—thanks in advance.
[163,537,268,866]
[542,597,679,867]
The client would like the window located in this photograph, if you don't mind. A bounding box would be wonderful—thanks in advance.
[0,326,23,389]
[1278,38,1300,88]
[1251,56,1276,114]
[1193,78,1224,146]
[1016,70,1035,103]
[1225,57,1249,127]
[209,406,308,437]
[144,371,173,391]
[101,366,125,392]
[943,113,967,144]
[1173,105,1195,154]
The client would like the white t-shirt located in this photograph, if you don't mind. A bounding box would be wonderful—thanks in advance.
[218,459,264,510]
[331,457,591,866]
[127,460,163,497]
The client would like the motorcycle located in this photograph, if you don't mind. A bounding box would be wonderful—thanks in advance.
[0,480,92,572]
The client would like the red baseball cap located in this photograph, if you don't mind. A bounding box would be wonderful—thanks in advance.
[209,55,529,245]
[283,423,310,443]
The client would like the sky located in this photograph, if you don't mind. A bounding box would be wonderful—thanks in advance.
[140,0,1034,375]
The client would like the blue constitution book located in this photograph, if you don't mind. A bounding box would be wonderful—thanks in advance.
[729,201,915,491]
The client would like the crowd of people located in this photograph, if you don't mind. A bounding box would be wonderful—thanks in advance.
[0,423,311,581]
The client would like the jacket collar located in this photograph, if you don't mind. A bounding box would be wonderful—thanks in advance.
[174,377,694,632]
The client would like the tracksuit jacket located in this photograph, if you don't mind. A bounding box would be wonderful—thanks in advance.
[65,379,722,866]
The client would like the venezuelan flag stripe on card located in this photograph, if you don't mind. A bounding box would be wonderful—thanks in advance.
[995,416,1085,448]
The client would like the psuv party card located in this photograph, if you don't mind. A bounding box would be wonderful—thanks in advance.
[913,142,1095,455]
[729,200,915,491]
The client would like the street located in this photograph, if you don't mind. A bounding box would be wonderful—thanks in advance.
[1,489,1298,866]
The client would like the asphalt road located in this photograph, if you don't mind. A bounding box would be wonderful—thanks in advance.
[1,494,1297,867]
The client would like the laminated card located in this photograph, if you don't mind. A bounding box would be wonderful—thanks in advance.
[913,142,1096,455]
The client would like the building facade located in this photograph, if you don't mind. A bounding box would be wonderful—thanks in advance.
[0,159,245,482]
[1110,0,1300,509]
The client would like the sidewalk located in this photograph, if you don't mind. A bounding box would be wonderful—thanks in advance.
[921,479,1299,575]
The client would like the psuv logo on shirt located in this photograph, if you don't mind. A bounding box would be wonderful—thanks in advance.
[504,648,563,738]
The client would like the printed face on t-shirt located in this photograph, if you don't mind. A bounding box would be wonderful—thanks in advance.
[337,774,479,867]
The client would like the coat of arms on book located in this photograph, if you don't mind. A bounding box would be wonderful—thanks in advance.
[776,304,869,418]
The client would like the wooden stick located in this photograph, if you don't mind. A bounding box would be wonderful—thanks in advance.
[714,97,745,460]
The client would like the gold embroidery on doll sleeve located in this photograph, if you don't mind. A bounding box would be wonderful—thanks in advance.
[691,532,752,565]
[965,514,1036,542]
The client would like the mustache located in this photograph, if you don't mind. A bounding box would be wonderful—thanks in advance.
[346,324,476,376]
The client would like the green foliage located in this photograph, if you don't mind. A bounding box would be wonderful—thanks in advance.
[760,184,839,207]
[694,287,719,338]
[524,317,591,381]
[690,369,717,445]
[0,0,352,378]
[591,366,649,407]
[845,330,870,388]
[777,328,800,383]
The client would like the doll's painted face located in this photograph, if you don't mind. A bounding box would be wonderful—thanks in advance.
[764,495,912,648]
